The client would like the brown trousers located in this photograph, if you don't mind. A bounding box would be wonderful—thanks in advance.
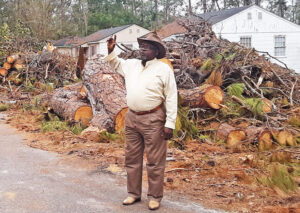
[124,107,166,201]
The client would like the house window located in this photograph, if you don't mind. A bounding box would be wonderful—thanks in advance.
[129,29,132,34]
[258,12,262,20]
[90,45,97,57]
[240,36,252,48]
[247,12,252,20]
[274,36,286,56]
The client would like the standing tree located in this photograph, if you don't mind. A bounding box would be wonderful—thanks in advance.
[296,0,300,24]
[275,0,288,17]
[244,0,252,6]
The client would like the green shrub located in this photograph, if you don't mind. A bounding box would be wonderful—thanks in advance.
[0,104,9,111]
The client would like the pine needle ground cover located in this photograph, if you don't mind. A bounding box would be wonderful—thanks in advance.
[5,103,300,213]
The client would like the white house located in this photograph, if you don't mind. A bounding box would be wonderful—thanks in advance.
[53,24,150,58]
[81,24,150,58]
[159,5,300,73]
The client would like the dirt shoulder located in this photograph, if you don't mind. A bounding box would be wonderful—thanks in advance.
[5,108,300,213]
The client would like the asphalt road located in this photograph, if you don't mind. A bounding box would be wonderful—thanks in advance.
[0,113,223,213]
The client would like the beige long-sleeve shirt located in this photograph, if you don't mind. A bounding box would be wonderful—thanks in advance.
[104,51,177,129]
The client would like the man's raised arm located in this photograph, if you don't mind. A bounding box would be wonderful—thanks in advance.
[104,35,126,77]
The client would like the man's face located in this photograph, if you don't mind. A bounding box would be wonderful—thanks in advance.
[139,41,158,61]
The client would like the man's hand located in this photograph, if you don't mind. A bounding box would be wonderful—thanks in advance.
[107,35,117,54]
[162,127,173,140]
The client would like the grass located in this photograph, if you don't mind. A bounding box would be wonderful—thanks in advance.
[0,104,9,111]
[256,163,297,193]
[41,114,86,135]
[41,119,86,135]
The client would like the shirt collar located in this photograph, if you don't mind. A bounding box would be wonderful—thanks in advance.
[143,58,158,68]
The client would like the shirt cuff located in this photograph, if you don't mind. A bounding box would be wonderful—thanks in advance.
[165,120,175,129]
[104,51,116,61]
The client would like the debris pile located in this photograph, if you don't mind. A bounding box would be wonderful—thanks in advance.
[0,50,77,92]
[41,17,299,152]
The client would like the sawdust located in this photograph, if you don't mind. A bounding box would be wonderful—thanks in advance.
[4,109,300,213]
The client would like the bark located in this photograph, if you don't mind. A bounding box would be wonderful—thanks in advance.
[76,47,88,78]
[178,84,224,109]
[82,55,127,132]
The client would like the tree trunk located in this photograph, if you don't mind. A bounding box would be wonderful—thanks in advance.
[244,0,251,6]
[188,0,192,15]
[154,0,158,30]
[178,84,224,109]
[165,0,169,22]
[49,82,93,126]
[297,0,300,24]
[82,55,127,132]
[203,0,207,13]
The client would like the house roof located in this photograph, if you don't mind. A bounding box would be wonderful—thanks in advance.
[198,5,251,24]
[157,21,187,39]
[53,37,85,47]
[84,25,132,43]
[54,25,134,47]
[158,6,252,39]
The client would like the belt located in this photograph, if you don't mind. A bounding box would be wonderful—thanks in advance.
[130,103,163,115]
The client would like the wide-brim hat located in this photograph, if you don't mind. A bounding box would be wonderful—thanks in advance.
[137,32,166,59]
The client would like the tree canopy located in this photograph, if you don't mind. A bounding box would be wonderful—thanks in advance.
[0,0,299,41]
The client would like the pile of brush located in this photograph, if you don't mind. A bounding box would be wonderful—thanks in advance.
[0,50,77,93]
[119,17,300,151]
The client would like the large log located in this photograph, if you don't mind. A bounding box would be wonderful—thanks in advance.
[48,82,93,126]
[82,55,127,132]
[179,84,224,109]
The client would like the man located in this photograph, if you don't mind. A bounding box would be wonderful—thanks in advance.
[105,32,177,210]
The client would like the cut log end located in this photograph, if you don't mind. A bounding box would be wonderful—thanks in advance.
[0,68,8,77]
[74,106,93,126]
[227,130,246,148]
[203,86,224,109]
[276,131,295,146]
[258,131,272,150]
[263,98,273,113]
[13,63,25,71]
[115,107,128,132]
[3,62,11,70]
[7,55,19,64]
